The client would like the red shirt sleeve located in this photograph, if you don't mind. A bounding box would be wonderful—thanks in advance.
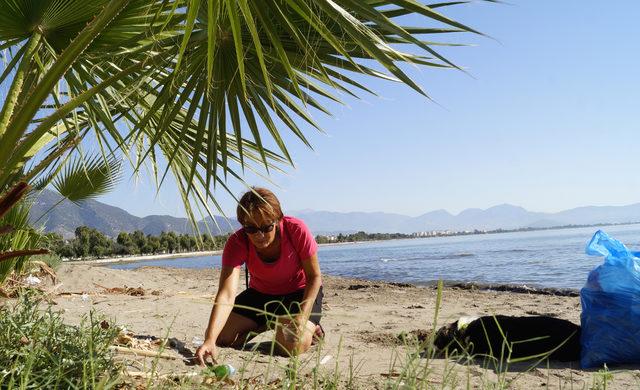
[221,231,247,268]
[284,217,318,261]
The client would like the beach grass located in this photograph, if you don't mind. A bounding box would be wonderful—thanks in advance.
[0,284,623,389]
[0,291,121,389]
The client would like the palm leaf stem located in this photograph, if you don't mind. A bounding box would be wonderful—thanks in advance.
[0,0,131,172]
[0,182,29,219]
[30,198,66,226]
[0,41,28,86]
[0,249,49,263]
[0,33,41,136]
[0,38,26,51]
[18,136,80,185]
[0,225,14,235]
[1,54,161,188]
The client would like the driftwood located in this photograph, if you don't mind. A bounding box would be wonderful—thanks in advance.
[0,262,61,299]
[29,260,58,284]
[109,346,178,360]
[124,370,198,380]
[94,283,147,296]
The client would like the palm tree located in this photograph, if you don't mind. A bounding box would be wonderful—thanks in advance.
[0,0,488,230]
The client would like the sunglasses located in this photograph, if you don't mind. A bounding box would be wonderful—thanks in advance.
[243,222,276,235]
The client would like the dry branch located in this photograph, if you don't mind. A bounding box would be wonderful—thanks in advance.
[109,346,178,360]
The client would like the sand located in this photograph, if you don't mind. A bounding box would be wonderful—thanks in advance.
[38,264,640,388]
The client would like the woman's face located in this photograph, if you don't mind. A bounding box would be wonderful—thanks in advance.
[244,212,278,250]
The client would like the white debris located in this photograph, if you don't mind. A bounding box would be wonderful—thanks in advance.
[81,293,90,302]
[191,336,204,347]
[24,274,41,285]
[320,355,332,365]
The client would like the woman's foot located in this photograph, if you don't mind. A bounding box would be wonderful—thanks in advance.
[311,324,325,345]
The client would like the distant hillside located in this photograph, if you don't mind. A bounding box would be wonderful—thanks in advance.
[291,203,640,235]
[30,190,239,238]
[292,210,410,233]
[30,190,640,237]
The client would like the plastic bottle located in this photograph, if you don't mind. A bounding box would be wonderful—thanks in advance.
[211,364,236,379]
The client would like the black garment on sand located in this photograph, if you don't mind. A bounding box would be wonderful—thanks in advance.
[232,286,323,328]
[434,315,581,362]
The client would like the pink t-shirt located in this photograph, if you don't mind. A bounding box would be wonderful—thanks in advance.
[221,216,318,295]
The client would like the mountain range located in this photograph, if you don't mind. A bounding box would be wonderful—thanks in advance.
[29,189,640,238]
[30,190,240,238]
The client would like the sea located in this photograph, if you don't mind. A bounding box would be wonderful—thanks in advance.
[108,224,640,291]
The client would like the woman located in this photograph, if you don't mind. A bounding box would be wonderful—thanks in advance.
[195,188,323,365]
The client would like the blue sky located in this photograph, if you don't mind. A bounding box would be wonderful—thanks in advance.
[100,0,640,218]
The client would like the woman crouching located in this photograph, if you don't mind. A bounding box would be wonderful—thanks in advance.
[195,188,323,365]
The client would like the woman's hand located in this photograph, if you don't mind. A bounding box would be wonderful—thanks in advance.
[276,315,315,355]
[280,316,308,343]
[294,315,310,340]
[195,339,218,366]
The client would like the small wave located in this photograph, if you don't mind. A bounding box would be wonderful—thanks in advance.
[440,253,475,259]
[380,257,395,263]
[489,249,531,254]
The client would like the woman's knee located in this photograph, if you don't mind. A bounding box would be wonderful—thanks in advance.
[276,336,312,356]
[275,321,314,355]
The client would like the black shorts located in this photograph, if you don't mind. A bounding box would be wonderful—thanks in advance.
[232,286,323,328]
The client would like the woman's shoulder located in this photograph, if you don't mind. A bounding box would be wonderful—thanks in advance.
[221,228,249,266]
[225,228,248,247]
[282,216,317,257]
[282,216,314,238]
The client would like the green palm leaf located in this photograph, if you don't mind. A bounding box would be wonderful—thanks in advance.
[0,0,490,228]
[52,154,122,203]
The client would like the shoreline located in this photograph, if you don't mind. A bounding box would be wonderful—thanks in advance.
[66,250,222,265]
[67,241,359,265]
[66,259,582,296]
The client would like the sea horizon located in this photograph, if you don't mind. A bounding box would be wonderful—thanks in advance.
[104,223,640,291]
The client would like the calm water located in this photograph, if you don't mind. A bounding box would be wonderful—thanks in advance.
[109,224,640,290]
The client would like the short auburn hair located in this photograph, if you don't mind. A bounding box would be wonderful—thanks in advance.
[236,187,284,226]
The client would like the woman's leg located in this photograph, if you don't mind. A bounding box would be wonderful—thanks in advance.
[271,287,324,355]
[217,288,267,348]
[216,312,261,348]
[274,316,316,355]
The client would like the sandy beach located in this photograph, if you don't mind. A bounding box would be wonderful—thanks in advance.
[43,263,639,388]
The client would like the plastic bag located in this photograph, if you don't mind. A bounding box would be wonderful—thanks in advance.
[580,230,640,368]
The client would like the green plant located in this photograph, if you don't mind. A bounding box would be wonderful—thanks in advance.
[590,364,614,390]
[0,292,122,389]
[0,0,488,231]
[29,253,62,270]
[0,182,48,284]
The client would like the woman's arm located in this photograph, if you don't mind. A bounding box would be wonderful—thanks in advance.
[297,253,322,324]
[195,265,240,365]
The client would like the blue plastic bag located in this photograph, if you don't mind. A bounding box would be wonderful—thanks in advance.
[580,230,640,368]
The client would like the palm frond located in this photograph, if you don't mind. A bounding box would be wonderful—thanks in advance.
[52,154,122,203]
[0,0,489,228]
